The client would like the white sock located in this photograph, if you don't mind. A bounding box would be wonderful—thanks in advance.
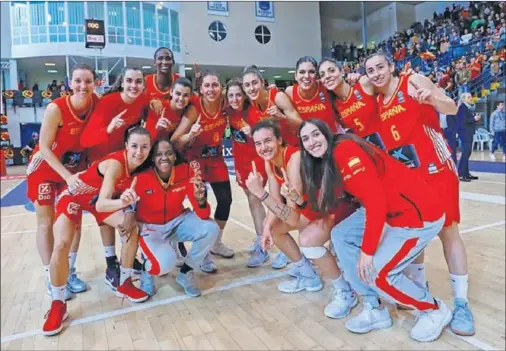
[104,246,116,258]
[214,229,224,246]
[51,285,66,301]
[332,274,350,290]
[68,252,77,271]
[44,265,50,280]
[120,266,132,286]
[450,274,468,301]
[295,257,317,279]
[407,263,427,288]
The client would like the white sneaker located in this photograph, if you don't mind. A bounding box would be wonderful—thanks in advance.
[346,302,392,334]
[170,241,185,267]
[410,299,452,343]
[324,289,358,319]
[490,153,496,161]
[277,275,323,294]
[211,241,235,258]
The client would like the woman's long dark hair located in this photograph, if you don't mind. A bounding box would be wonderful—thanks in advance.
[104,67,144,96]
[317,58,344,126]
[225,77,250,115]
[299,118,384,214]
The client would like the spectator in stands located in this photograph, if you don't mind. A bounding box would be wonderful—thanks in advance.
[23,132,39,156]
[456,93,481,182]
[469,57,482,80]
[18,80,24,91]
[490,101,505,161]
[455,61,471,95]
[32,83,39,91]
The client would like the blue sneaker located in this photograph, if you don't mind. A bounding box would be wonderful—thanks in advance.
[46,279,74,301]
[176,271,201,297]
[104,263,120,291]
[277,274,323,294]
[271,252,290,269]
[247,245,269,268]
[200,254,217,273]
[67,267,88,293]
[140,271,156,296]
[450,298,475,336]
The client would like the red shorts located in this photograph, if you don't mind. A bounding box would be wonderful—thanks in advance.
[235,158,267,190]
[26,172,64,206]
[298,199,357,222]
[428,160,460,227]
[55,191,115,225]
[188,157,230,184]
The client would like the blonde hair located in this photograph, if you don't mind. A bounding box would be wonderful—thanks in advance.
[458,92,472,106]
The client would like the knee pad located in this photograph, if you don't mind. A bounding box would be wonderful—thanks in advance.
[300,246,328,260]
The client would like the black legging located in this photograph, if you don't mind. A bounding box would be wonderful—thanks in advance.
[209,181,232,222]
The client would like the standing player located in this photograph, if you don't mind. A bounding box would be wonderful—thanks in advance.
[145,47,179,102]
[80,67,148,291]
[299,119,451,342]
[171,71,233,273]
[26,63,99,299]
[42,127,152,336]
[120,138,219,297]
[242,66,303,146]
[285,56,340,133]
[318,58,383,147]
[365,53,474,336]
[246,119,358,318]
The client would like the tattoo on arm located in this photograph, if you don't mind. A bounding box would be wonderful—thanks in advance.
[272,203,291,221]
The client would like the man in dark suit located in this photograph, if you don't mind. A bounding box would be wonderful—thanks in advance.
[456,93,481,181]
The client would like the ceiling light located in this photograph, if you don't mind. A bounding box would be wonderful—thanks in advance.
[288,70,295,74]
[142,65,151,69]
[185,67,193,70]
[47,69,58,73]
[273,75,282,79]
[44,63,56,67]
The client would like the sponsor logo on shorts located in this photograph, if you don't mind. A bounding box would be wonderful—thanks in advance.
[173,186,185,192]
[67,202,80,215]
[38,183,53,201]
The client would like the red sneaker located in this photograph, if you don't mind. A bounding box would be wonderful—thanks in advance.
[116,277,149,303]
[42,300,68,336]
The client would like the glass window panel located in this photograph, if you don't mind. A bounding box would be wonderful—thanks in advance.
[48,2,64,25]
[87,1,104,20]
[125,2,140,29]
[68,2,84,25]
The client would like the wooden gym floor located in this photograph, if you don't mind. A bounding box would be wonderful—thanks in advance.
[0,164,505,350]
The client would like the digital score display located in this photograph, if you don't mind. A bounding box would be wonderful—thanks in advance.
[85,19,106,49]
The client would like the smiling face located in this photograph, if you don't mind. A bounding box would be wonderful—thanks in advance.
[242,72,264,101]
[154,48,174,75]
[227,85,244,111]
[122,69,145,100]
[69,69,95,99]
[300,122,329,158]
[200,74,221,103]
[171,83,192,110]
[318,60,344,92]
[252,127,282,162]
[125,133,151,168]
[295,61,318,91]
[365,55,395,89]
[153,140,176,175]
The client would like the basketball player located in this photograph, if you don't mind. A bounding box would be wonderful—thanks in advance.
[365,53,474,336]
[285,56,340,133]
[171,71,233,273]
[299,118,452,342]
[26,63,99,300]
[246,119,358,317]
[42,127,152,336]
[120,138,219,297]
[80,67,148,291]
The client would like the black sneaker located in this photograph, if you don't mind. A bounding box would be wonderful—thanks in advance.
[178,242,188,257]
[466,174,479,180]
[105,262,120,291]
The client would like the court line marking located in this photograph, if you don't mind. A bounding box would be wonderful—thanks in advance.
[474,180,506,185]
[0,179,24,200]
[460,192,505,205]
[0,270,290,344]
[2,218,504,348]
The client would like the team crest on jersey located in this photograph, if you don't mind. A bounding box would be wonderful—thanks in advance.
[354,89,363,101]
[318,92,326,103]
[397,91,405,104]
[189,160,201,170]
[145,189,154,195]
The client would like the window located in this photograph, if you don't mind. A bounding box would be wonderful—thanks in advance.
[208,21,226,42]
[87,1,104,20]
[68,2,85,42]
[255,25,271,44]
[157,7,170,49]
[125,2,141,46]
[143,3,157,48]
[48,1,66,43]
[170,10,180,52]
[29,1,47,44]
[107,1,124,44]
[11,1,29,45]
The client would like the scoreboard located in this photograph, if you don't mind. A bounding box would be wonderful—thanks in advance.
[85,19,106,49]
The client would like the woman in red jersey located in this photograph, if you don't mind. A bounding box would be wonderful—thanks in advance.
[120,138,219,298]
[364,53,474,337]
[299,118,451,342]
[42,127,152,337]
[171,71,233,273]
[80,67,148,291]
[242,65,302,146]
[26,63,99,300]
[246,119,358,319]
[318,58,384,148]
[284,56,340,133]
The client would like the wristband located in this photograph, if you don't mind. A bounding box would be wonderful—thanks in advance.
[123,203,136,213]
[296,200,307,209]
[260,192,269,202]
